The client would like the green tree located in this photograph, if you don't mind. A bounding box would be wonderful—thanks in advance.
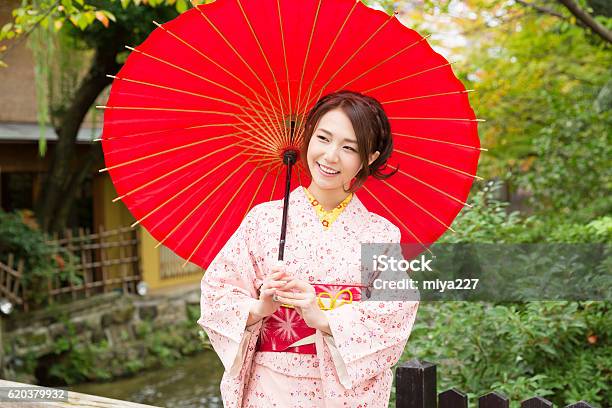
[1,0,186,232]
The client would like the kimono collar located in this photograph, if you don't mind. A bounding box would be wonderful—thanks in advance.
[289,186,369,230]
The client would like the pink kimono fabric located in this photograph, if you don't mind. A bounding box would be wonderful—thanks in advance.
[198,187,419,408]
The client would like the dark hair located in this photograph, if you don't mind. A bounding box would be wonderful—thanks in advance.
[300,90,397,193]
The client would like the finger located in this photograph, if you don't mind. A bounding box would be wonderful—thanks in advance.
[275,290,309,300]
[260,288,276,297]
[264,280,290,289]
[276,296,308,308]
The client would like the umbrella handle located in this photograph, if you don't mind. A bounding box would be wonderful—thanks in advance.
[278,150,298,261]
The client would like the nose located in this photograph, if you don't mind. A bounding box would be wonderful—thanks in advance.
[323,145,340,163]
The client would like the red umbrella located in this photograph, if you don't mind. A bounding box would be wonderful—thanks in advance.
[99,0,483,269]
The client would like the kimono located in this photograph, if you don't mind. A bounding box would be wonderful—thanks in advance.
[198,186,419,408]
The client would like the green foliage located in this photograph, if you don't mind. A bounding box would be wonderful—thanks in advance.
[397,301,610,407]
[443,181,531,243]
[0,210,81,305]
[45,306,209,385]
[520,106,611,213]
[49,319,113,384]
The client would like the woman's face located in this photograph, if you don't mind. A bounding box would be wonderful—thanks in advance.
[306,108,378,193]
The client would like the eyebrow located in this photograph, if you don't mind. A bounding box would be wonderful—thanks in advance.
[318,128,358,144]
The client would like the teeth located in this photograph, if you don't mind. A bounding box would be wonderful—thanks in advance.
[318,163,339,174]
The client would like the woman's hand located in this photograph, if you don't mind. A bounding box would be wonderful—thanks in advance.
[275,279,332,335]
[247,263,290,325]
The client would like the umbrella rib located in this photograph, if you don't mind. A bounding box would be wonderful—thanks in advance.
[106,74,277,119]
[296,165,304,187]
[112,140,245,202]
[394,167,472,208]
[151,20,281,116]
[363,61,456,94]
[154,159,251,248]
[269,166,282,201]
[231,108,282,153]
[360,184,433,256]
[133,147,252,229]
[99,131,244,173]
[182,163,265,266]
[241,163,273,221]
[99,123,246,142]
[297,0,360,119]
[394,148,483,180]
[123,45,276,124]
[380,179,456,233]
[394,132,487,151]
[339,35,430,90]
[276,0,292,140]
[382,89,476,105]
[302,11,397,112]
[97,105,247,117]
[236,0,289,145]
[193,5,287,146]
[388,117,485,122]
[294,0,323,116]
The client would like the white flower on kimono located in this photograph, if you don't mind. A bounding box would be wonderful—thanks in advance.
[267,307,301,342]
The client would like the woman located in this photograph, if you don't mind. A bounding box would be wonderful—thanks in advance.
[198,90,419,408]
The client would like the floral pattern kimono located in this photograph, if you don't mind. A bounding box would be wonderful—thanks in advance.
[198,186,419,408]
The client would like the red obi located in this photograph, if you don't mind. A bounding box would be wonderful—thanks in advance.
[256,283,363,354]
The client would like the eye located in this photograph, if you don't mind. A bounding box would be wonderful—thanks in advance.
[344,146,358,152]
[316,135,328,142]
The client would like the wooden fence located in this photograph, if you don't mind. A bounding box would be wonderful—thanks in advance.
[0,226,141,311]
[396,359,596,408]
[0,254,27,311]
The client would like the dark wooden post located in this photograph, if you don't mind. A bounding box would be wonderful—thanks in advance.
[439,389,468,408]
[479,392,509,408]
[396,359,436,408]
[521,397,553,408]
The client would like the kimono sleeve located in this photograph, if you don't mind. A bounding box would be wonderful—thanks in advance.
[197,207,263,377]
[322,225,420,389]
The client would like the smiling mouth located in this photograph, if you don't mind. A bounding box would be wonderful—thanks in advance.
[317,162,340,175]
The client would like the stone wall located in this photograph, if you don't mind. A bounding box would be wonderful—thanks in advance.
[0,286,208,385]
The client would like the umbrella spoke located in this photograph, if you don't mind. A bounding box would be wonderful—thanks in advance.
[154,159,251,248]
[361,185,433,256]
[100,131,244,173]
[132,146,252,229]
[380,179,456,233]
[394,149,483,180]
[112,139,244,202]
[382,89,476,105]
[394,167,472,208]
[106,74,278,119]
[236,0,289,140]
[363,61,456,94]
[123,45,276,120]
[297,0,360,119]
[151,20,281,116]
[303,12,397,111]
[152,19,286,147]
[193,3,287,146]
[269,166,282,201]
[98,122,258,142]
[294,0,323,116]
[296,164,304,187]
[388,116,485,122]
[339,35,430,90]
[182,163,267,266]
[97,105,246,117]
[232,110,284,153]
[241,163,274,220]
[276,0,292,134]
[394,132,487,152]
